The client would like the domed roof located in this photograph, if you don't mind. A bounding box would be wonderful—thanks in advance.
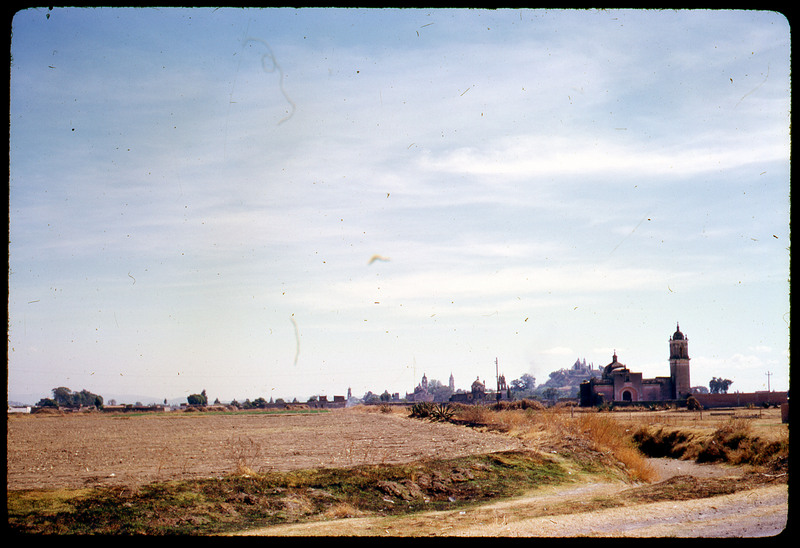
[672,323,685,340]
[603,351,626,377]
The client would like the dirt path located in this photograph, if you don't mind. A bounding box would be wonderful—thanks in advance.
[457,483,788,537]
[236,459,788,537]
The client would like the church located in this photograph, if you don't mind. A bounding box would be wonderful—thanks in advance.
[579,324,691,406]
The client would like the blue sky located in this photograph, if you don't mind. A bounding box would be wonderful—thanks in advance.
[8,8,790,404]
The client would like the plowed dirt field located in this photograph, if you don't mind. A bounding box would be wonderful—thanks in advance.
[7,408,524,491]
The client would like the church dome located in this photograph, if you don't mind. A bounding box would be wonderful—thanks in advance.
[672,323,685,340]
[603,352,626,377]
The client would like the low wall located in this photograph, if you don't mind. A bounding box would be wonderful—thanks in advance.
[694,391,787,409]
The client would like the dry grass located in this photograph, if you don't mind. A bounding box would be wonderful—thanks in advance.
[227,435,263,476]
[322,502,366,520]
[444,405,659,483]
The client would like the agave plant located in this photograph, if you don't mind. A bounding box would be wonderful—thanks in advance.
[431,403,455,422]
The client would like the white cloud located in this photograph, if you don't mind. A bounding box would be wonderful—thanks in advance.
[542,346,574,356]
[417,132,788,181]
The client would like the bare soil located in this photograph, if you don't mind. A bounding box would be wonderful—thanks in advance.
[6,407,789,537]
[6,408,523,491]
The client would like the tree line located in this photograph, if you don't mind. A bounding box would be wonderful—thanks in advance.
[36,387,103,409]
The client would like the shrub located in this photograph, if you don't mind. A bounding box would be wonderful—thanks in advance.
[686,396,702,410]
[494,399,544,411]
[409,402,435,419]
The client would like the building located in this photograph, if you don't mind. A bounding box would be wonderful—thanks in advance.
[540,358,601,397]
[580,324,691,406]
[406,373,434,402]
[450,376,490,404]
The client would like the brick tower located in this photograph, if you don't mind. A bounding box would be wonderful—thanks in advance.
[669,323,691,399]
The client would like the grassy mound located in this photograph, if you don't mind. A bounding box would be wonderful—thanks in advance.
[7,450,568,535]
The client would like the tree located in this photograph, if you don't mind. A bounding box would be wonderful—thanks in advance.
[542,387,560,402]
[44,387,103,408]
[187,392,208,405]
[709,377,733,394]
[52,387,72,405]
[510,373,537,398]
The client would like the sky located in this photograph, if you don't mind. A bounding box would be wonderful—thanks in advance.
[8,8,791,405]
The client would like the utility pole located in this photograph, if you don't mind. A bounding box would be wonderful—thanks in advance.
[496,357,501,402]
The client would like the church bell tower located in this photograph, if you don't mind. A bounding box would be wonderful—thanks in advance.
[669,323,691,399]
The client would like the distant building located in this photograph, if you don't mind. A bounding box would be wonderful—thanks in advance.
[580,324,691,405]
[540,357,601,397]
[406,373,434,402]
[7,405,31,414]
[471,376,486,399]
[450,376,492,404]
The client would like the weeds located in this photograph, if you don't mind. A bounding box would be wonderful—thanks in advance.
[228,435,262,476]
